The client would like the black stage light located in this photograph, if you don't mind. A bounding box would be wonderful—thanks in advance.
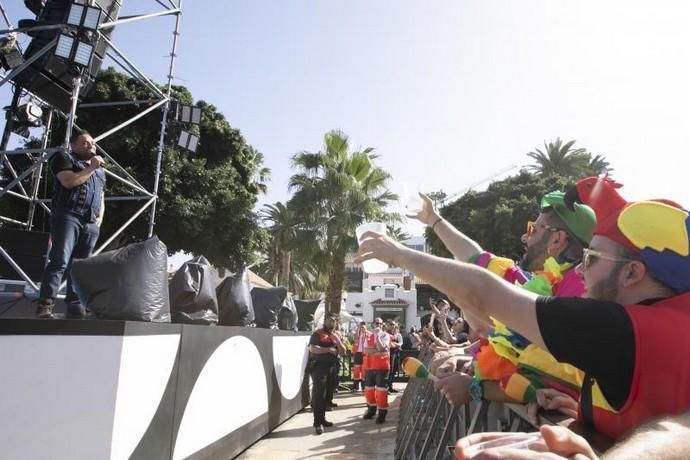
[24,0,45,16]
[0,37,25,70]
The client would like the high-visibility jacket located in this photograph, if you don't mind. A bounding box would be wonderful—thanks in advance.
[364,329,390,371]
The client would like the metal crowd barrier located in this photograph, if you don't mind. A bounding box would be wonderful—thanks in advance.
[394,347,611,459]
[394,348,531,460]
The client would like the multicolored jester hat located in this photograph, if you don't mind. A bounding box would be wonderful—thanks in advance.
[565,175,690,294]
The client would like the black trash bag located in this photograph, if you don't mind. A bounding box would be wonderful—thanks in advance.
[294,299,321,331]
[169,256,219,325]
[277,294,298,331]
[251,286,287,329]
[216,267,255,326]
[71,236,171,322]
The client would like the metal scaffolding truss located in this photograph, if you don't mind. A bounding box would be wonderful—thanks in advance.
[0,0,183,292]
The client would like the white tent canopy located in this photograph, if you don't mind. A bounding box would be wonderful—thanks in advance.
[312,301,356,328]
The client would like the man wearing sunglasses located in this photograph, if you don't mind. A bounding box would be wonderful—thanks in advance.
[408,191,595,404]
[356,176,690,447]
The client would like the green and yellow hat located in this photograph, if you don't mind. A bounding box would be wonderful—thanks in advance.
[540,191,596,245]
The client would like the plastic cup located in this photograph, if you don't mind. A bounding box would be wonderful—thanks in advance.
[402,185,425,215]
[355,222,389,273]
[405,193,424,214]
[464,433,543,459]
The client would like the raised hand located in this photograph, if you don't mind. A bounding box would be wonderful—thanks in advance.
[406,192,438,225]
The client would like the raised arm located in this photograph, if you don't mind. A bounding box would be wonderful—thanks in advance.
[408,193,483,261]
[354,232,545,350]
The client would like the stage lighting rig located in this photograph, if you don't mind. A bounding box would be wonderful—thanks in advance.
[171,102,202,125]
[4,103,44,138]
[54,33,94,68]
[177,130,199,153]
[66,2,102,32]
[0,36,24,71]
[24,0,46,16]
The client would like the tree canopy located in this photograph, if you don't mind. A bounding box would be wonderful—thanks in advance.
[433,139,612,261]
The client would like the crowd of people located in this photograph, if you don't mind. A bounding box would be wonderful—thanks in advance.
[350,176,690,459]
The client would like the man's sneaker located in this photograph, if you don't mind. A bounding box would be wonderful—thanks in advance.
[314,425,323,435]
[35,299,55,319]
[66,301,86,319]
[322,420,334,427]
[388,388,399,394]
[328,402,338,408]
[376,409,388,424]
[363,405,377,420]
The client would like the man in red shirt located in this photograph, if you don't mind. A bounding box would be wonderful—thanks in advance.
[308,313,345,435]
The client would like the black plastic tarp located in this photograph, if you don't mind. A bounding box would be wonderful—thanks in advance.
[277,294,298,331]
[216,267,255,326]
[294,299,320,331]
[71,236,171,322]
[169,256,219,325]
[251,286,287,329]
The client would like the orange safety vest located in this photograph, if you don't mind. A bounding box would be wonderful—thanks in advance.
[365,329,390,371]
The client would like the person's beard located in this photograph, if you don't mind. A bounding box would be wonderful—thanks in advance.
[324,323,334,332]
[519,232,549,272]
[586,264,622,302]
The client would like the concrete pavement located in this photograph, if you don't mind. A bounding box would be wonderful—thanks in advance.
[236,386,405,459]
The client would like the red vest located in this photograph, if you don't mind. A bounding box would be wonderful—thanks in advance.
[590,292,690,439]
[365,330,390,370]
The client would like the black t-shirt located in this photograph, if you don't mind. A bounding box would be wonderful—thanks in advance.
[309,328,337,365]
[535,296,636,410]
[51,151,74,176]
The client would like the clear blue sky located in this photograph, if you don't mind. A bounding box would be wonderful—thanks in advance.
[3,0,690,238]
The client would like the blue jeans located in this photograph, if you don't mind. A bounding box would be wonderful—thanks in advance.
[39,213,100,304]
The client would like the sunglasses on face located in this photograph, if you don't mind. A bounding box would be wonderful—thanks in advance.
[526,220,563,238]
[582,248,635,270]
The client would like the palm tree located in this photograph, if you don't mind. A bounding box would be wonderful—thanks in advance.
[289,130,398,314]
[258,201,322,296]
[259,202,295,287]
[584,154,613,176]
[526,138,591,178]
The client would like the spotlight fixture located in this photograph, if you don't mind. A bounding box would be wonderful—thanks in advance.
[66,2,102,31]
[73,41,94,67]
[53,33,93,68]
[180,105,202,124]
[178,130,199,153]
[172,102,202,125]
[0,37,24,71]
[8,103,44,138]
[54,34,74,60]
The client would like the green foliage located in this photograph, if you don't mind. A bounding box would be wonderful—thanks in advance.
[526,137,612,178]
[287,130,399,311]
[21,68,268,270]
[429,172,574,260]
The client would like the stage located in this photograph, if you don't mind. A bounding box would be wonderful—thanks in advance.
[0,317,310,460]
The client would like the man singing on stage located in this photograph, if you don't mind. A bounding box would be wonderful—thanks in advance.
[36,131,105,319]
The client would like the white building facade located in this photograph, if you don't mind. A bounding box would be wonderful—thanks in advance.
[343,236,428,332]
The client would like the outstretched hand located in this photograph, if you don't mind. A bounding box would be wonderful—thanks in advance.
[455,425,598,460]
[406,192,438,225]
[353,231,408,267]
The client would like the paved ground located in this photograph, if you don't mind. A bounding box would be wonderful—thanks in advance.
[236,385,405,460]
